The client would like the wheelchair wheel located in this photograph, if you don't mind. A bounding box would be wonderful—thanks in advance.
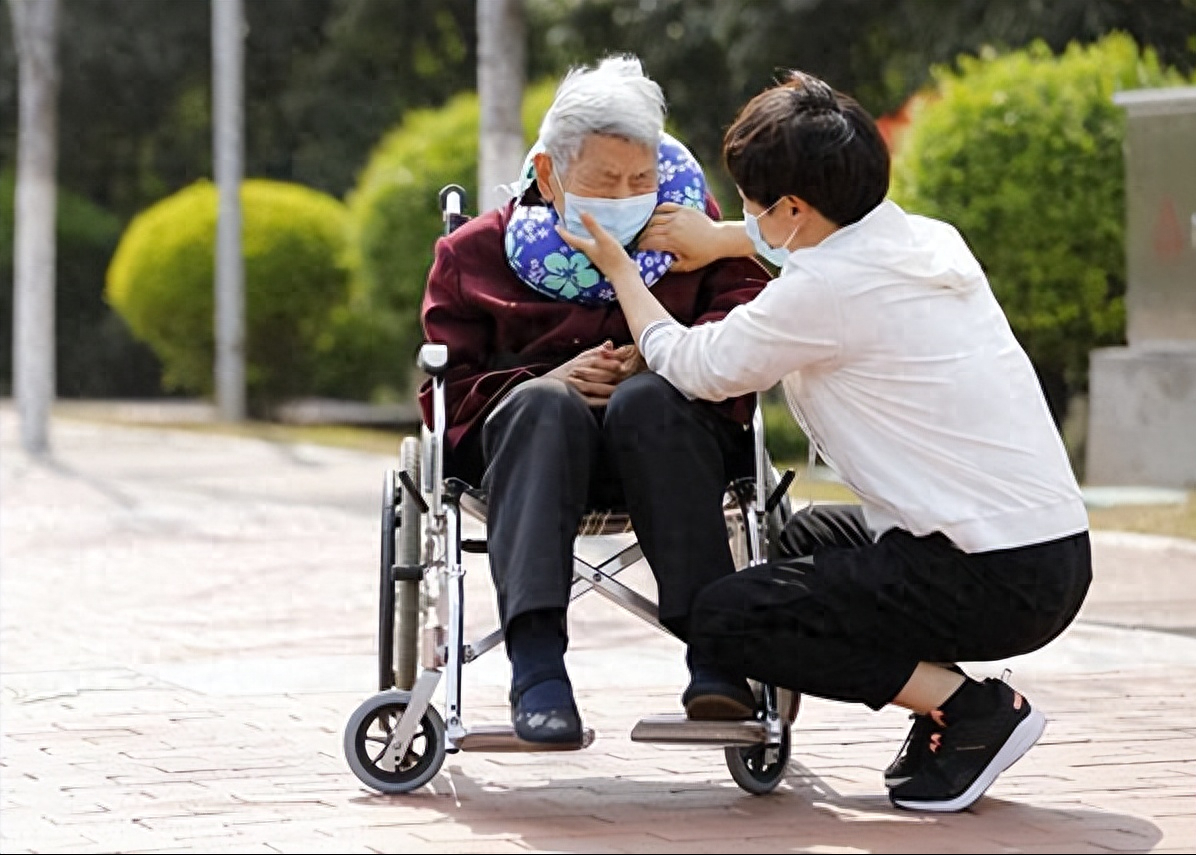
[394,436,423,689]
[724,723,790,795]
[344,690,446,794]
[377,469,399,690]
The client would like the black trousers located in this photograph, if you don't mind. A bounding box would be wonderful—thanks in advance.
[689,504,1092,710]
[452,373,754,640]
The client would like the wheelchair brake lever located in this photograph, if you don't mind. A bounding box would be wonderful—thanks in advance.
[765,469,796,514]
[398,470,430,515]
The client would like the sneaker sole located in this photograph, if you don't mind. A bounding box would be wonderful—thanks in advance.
[684,694,755,721]
[513,736,587,751]
[891,708,1046,812]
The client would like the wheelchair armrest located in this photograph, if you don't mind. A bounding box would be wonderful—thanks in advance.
[766,469,796,514]
[419,343,449,378]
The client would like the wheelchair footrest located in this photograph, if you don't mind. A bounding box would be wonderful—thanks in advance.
[453,722,596,752]
[629,714,768,746]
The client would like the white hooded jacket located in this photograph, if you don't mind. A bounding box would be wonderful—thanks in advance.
[639,200,1088,552]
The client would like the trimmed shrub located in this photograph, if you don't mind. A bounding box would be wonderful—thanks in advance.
[890,32,1191,422]
[309,299,408,403]
[345,79,559,389]
[106,179,351,412]
[0,171,162,396]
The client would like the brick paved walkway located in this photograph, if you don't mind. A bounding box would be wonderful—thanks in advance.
[2,411,1194,853]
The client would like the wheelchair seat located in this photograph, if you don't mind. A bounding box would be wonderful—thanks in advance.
[452,478,637,537]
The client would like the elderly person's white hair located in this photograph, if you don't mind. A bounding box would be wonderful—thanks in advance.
[539,54,666,177]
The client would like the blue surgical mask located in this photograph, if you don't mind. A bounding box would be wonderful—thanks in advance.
[554,173,657,247]
[744,199,798,268]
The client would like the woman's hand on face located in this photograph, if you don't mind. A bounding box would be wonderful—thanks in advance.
[556,212,639,284]
[638,202,723,272]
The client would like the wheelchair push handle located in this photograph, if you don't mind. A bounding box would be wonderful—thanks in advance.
[439,184,469,235]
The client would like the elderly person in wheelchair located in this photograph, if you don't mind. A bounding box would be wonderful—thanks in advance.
[417,55,771,748]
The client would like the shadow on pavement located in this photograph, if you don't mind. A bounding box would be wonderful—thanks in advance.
[345,761,1163,854]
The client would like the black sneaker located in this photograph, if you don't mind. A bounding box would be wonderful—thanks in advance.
[884,712,945,788]
[885,664,964,787]
[889,678,1046,812]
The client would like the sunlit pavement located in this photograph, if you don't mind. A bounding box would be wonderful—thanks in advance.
[2,406,1194,854]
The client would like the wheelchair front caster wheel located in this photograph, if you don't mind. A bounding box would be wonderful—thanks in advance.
[725,723,790,794]
[344,690,446,794]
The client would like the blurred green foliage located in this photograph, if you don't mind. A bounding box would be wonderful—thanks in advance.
[0,172,161,397]
[528,0,1196,212]
[105,179,350,413]
[761,389,810,467]
[4,0,1196,403]
[890,32,1193,422]
[2,0,480,401]
[0,0,479,219]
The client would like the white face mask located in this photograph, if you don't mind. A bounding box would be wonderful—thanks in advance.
[743,198,798,267]
[554,172,657,247]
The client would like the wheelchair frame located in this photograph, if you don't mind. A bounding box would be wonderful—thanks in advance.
[343,185,798,797]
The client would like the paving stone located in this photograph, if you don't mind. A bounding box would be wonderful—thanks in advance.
[3,410,1196,853]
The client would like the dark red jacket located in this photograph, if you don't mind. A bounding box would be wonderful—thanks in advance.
[418,197,770,450]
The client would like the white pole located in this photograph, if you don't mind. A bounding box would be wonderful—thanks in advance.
[9,0,59,455]
[478,0,526,213]
[212,0,245,421]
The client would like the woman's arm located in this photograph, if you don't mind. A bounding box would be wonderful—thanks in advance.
[558,211,840,402]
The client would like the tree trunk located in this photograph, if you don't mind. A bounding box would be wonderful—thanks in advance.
[477,0,525,213]
[212,0,246,421]
[9,0,59,455]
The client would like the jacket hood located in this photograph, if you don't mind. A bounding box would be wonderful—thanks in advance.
[785,200,985,293]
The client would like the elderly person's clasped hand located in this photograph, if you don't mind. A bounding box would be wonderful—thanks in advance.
[545,338,646,406]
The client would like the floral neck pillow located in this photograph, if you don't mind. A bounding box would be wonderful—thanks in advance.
[503,133,707,306]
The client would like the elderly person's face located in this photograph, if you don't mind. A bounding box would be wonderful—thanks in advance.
[535,134,657,208]
[533,133,660,246]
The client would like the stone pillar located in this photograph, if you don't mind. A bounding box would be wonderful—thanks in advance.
[1086,87,1196,487]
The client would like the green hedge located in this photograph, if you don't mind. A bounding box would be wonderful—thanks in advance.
[0,172,162,396]
[762,389,809,466]
[345,79,559,389]
[890,32,1192,420]
[106,179,351,411]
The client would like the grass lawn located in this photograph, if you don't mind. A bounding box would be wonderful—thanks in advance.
[55,413,1196,542]
[57,411,415,457]
[1084,499,1196,541]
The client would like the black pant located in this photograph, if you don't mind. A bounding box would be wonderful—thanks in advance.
[453,373,754,639]
[689,504,1092,710]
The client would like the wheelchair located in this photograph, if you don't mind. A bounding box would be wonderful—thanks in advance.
[343,185,799,797]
